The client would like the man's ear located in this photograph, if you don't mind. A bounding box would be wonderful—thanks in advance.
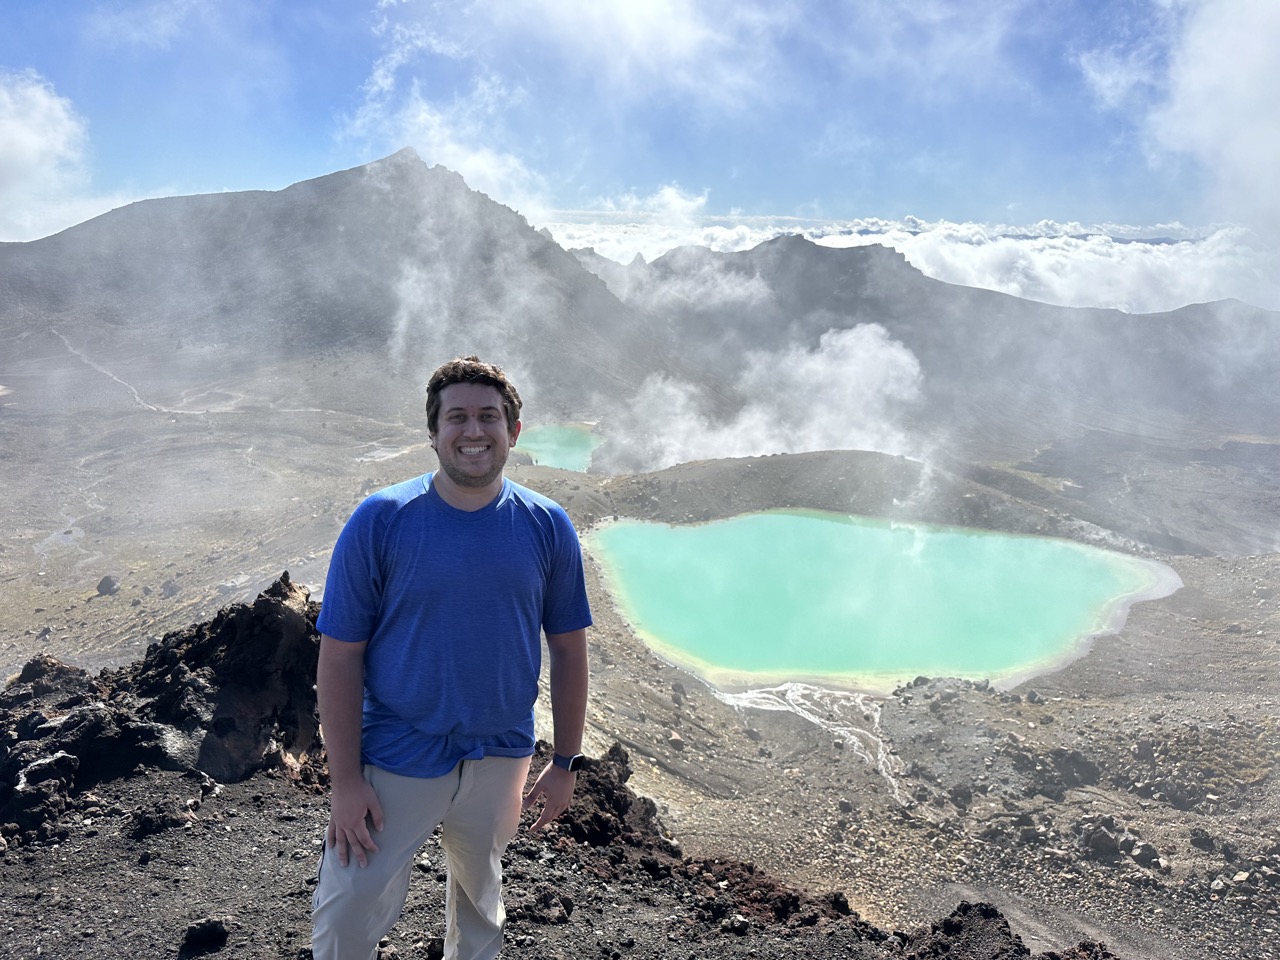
[429,432,437,450]
[509,421,521,445]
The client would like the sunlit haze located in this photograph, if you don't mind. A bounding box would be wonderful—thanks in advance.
[2,0,1277,312]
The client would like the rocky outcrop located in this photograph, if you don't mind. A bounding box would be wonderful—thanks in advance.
[0,573,322,843]
[501,744,1079,958]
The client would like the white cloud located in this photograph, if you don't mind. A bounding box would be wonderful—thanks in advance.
[0,71,129,241]
[598,184,709,223]
[1076,45,1161,111]
[1072,1,1183,112]
[474,0,780,110]
[543,211,785,265]
[1148,0,1280,238]
[397,85,546,207]
[341,7,548,212]
[364,15,469,98]
[341,0,792,214]
[818,222,1279,314]
[343,78,546,213]
[604,324,924,471]
[811,0,1028,97]
[0,71,84,187]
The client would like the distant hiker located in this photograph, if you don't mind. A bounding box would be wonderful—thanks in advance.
[310,355,591,960]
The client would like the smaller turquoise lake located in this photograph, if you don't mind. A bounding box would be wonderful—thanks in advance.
[518,424,599,472]
[587,510,1179,693]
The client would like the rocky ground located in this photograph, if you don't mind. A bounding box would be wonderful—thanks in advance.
[1,451,1277,959]
[2,575,1134,960]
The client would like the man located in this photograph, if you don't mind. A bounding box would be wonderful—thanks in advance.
[311,355,591,960]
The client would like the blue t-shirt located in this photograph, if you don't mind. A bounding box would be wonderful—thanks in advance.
[316,473,592,777]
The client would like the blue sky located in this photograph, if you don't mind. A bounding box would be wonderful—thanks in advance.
[2,1,1278,310]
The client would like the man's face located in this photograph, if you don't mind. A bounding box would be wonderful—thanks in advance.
[430,382,520,491]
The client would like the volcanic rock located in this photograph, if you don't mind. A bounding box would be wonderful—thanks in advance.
[0,572,322,843]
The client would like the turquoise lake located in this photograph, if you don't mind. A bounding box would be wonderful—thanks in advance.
[518,424,599,472]
[586,510,1178,692]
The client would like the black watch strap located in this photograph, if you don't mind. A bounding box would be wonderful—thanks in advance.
[552,752,585,772]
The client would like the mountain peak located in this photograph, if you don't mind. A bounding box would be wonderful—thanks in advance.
[387,145,423,163]
[344,147,475,195]
[361,146,432,175]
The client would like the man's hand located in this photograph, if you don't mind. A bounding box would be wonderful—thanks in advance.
[326,778,385,868]
[533,627,588,831]
[521,762,577,830]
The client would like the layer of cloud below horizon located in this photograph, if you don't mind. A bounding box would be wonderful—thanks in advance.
[541,211,1279,315]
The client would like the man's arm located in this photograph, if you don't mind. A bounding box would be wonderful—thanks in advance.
[522,627,589,830]
[316,634,384,867]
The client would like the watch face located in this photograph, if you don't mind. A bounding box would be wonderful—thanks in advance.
[555,752,585,772]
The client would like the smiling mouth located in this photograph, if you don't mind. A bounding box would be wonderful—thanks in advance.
[458,444,489,455]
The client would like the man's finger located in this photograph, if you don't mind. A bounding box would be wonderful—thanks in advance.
[354,822,379,865]
[531,800,563,831]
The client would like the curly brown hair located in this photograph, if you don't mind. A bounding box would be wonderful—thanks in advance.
[425,355,523,434]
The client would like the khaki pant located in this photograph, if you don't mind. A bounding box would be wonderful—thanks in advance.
[311,756,531,960]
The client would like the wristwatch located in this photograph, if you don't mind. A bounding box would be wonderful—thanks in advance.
[552,752,585,772]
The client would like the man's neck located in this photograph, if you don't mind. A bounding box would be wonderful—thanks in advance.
[430,472,504,512]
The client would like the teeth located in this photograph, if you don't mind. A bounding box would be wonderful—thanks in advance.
[459,445,488,455]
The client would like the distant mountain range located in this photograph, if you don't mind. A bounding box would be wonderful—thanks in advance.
[2,148,1278,579]
[572,236,1280,453]
[0,149,677,422]
[5,148,1277,453]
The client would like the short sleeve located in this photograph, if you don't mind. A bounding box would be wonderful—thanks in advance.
[541,509,593,636]
[316,496,389,643]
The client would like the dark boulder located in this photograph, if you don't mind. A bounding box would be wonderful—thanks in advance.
[0,573,323,844]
